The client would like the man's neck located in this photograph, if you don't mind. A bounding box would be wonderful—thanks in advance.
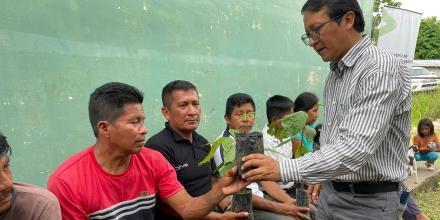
[168,123,194,143]
[335,32,363,64]
[94,141,131,175]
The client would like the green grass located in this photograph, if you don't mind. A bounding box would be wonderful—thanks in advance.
[411,89,440,128]
[414,177,440,220]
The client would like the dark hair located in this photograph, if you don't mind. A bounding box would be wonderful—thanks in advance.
[266,95,294,123]
[417,118,435,137]
[301,0,365,32]
[0,132,12,157]
[89,82,144,137]
[225,93,255,118]
[293,92,319,112]
[162,80,198,108]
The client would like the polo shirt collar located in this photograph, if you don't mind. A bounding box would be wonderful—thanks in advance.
[165,122,195,143]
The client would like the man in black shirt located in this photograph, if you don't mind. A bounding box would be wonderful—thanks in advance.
[146,80,242,220]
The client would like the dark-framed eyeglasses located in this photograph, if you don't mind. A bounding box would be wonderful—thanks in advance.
[301,14,344,46]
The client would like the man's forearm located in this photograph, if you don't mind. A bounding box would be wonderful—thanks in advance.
[251,194,279,213]
[261,181,294,203]
[181,183,225,219]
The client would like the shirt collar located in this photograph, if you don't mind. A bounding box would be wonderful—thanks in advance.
[165,122,196,143]
[330,34,371,77]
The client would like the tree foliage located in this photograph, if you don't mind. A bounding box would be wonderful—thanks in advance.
[415,17,440,59]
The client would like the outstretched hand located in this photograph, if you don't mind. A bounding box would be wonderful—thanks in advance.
[219,167,251,196]
[240,153,281,182]
[275,202,311,220]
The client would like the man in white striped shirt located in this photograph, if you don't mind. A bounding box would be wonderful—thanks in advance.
[241,0,411,219]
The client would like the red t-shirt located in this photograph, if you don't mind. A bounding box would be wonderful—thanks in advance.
[48,146,183,220]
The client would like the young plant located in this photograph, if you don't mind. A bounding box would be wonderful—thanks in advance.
[199,111,310,175]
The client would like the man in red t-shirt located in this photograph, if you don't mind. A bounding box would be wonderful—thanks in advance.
[48,82,249,220]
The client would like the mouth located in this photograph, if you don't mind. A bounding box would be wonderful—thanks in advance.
[135,139,145,144]
[316,47,325,54]
[0,193,11,204]
[186,119,199,123]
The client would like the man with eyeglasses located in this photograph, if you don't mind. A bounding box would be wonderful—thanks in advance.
[240,0,411,219]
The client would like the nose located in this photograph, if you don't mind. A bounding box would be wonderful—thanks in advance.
[188,104,199,115]
[139,124,148,136]
[309,38,318,47]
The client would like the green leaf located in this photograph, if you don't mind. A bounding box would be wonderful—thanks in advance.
[268,111,308,141]
[228,129,238,136]
[274,136,294,148]
[222,138,236,164]
[219,162,236,176]
[304,126,316,142]
[198,137,231,167]
[213,161,225,174]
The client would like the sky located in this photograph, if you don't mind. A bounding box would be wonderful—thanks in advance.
[399,0,440,18]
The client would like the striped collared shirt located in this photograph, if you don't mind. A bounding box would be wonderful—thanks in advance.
[281,35,411,183]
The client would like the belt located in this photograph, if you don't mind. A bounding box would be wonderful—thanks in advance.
[332,181,398,194]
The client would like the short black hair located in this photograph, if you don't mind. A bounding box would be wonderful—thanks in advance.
[162,80,198,108]
[266,95,294,123]
[89,82,144,137]
[0,132,12,157]
[293,92,319,112]
[301,0,365,32]
[417,118,435,137]
[225,93,255,118]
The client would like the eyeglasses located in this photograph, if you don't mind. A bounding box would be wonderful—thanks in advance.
[301,14,344,45]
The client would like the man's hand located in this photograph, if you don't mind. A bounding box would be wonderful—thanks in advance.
[240,153,281,182]
[273,202,311,220]
[219,167,250,196]
[307,184,320,205]
[217,211,249,220]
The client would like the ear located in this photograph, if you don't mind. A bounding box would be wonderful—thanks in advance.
[342,11,356,30]
[97,121,111,138]
[224,115,231,126]
[161,106,170,121]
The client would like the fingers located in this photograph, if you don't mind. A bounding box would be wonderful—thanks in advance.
[240,167,268,182]
[297,212,311,220]
[224,167,237,177]
[242,153,266,162]
[307,184,320,205]
[223,211,249,219]
[234,211,249,218]
[307,185,313,203]
[312,185,320,205]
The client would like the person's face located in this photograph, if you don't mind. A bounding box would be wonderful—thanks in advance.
[101,103,147,154]
[303,9,349,63]
[421,125,431,136]
[306,104,319,125]
[273,109,294,129]
[0,155,13,214]
[162,89,201,136]
[225,103,255,133]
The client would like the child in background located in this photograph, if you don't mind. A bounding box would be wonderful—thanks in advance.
[262,95,294,162]
[214,93,310,220]
[291,92,319,158]
[413,118,439,171]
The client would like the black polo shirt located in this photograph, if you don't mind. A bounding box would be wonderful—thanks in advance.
[145,122,215,197]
